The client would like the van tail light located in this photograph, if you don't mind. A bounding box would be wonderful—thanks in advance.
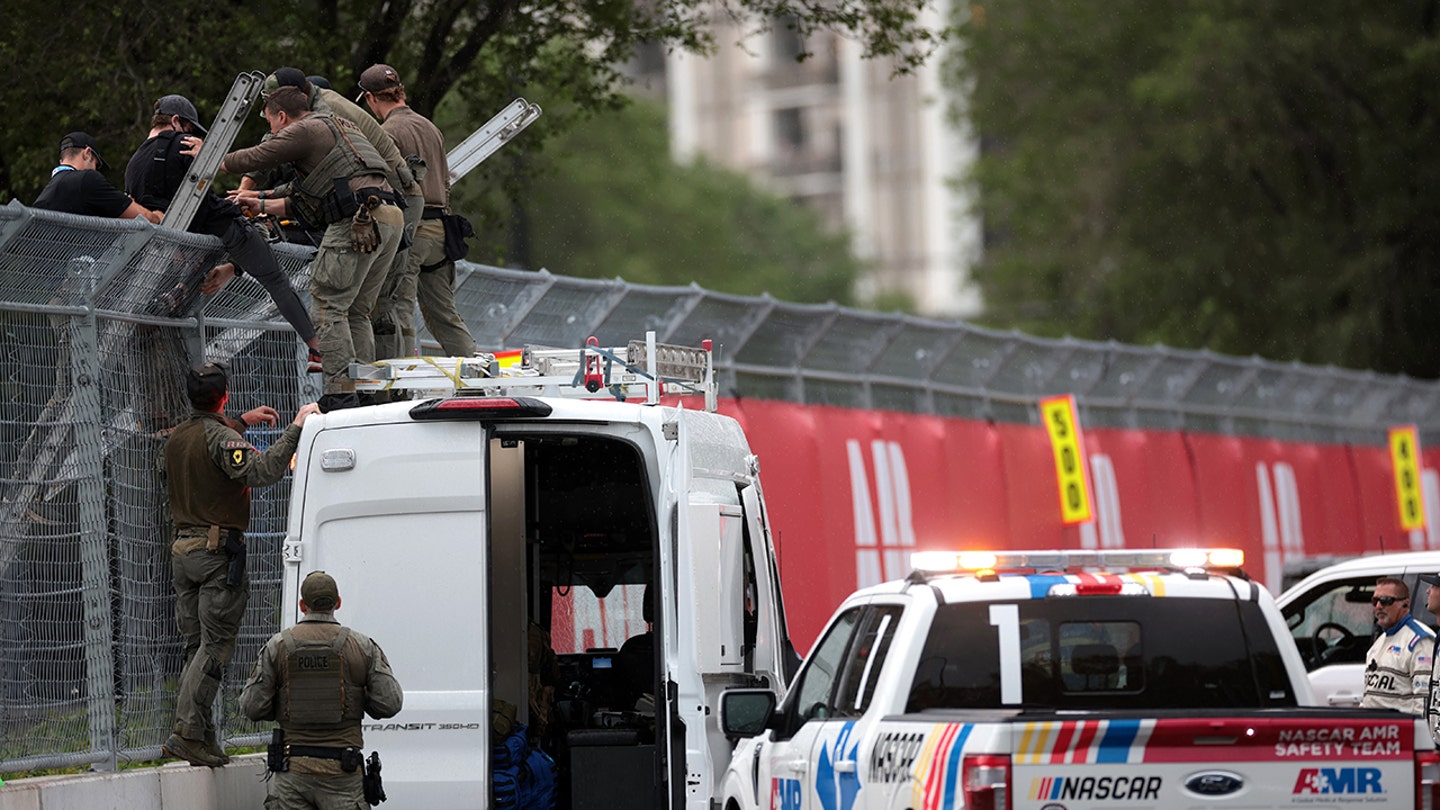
[962,754,1010,810]
[1417,750,1440,810]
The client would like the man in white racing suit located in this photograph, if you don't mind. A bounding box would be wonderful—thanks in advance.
[1363,576,1435,714]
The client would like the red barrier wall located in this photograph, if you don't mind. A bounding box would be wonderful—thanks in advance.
[722,398,1440,651]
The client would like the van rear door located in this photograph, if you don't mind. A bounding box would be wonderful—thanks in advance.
[290,420,489,809]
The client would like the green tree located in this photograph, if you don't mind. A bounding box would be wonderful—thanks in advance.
[0,1,945,206]
[955,2,1440,377]
[452,98,865,303]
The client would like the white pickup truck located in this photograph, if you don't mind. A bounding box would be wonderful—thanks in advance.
[718,549,1440,810]
[1278,550,1440,708]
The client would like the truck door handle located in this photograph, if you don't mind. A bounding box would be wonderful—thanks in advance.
[781,760,807,775]
[1328,694,1362,707]
[834,760,856,774]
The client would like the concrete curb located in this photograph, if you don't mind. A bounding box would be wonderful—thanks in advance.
[0,754,266,810]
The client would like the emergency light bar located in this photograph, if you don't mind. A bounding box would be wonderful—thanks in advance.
[909,548,1245,575]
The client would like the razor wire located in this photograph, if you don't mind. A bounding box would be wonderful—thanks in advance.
[1,199,1439,773]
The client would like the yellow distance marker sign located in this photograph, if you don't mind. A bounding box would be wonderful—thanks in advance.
[1389,424,1426,531]
[1040,394,1094,525]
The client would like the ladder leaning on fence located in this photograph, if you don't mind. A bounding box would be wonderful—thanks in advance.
[349,332,717,411]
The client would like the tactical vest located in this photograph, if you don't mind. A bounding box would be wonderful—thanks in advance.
[165,416,250,530]
[290,113,391,228]
[279,625,365,740]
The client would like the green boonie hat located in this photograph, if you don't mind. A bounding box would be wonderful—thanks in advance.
[301,571,339,611]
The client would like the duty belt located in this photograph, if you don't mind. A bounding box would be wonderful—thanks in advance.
[176,525,243,543]
[421,208,447,220]
[352,187,402,207]
[279,743,365,772]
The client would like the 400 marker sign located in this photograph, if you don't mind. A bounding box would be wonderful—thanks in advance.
[1040,394,1094,525]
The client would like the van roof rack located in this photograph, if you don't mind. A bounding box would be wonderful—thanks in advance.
[349,332,718,411]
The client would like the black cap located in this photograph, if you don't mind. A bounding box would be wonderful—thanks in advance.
[306,75,332,90]
[185,360,229,407]
[1420,573,1440,588]
[154,94,208,135]
[59,132,108,171]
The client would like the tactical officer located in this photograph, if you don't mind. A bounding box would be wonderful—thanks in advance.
[163,361,320,766]
[359,63,480,359]
[241,571,403,808]
[232,67,425,360]
[219,86,406,411]
[1362,576,1436,714]
[124,94,322,371]
[33,131,162,222]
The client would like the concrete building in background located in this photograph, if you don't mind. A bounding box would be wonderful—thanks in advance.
[629,4,981,317]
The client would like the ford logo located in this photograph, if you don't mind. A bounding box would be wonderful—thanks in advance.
[1185,771,1244,796]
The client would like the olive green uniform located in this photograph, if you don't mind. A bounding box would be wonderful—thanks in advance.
[165,411,302,747]
[224,113,405,396]
[309,85,425,361]
[373,104,478,358]
[241,612,403,809]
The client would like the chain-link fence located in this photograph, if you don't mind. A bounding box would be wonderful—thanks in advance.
[2,199,1439,773]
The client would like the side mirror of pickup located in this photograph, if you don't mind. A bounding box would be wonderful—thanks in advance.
[720,688,777,740]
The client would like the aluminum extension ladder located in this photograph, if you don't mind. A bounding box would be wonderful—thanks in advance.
[447,98,542,184]
[161,71,266,232]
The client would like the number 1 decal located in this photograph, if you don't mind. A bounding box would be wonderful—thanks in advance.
[990,604,1021,704]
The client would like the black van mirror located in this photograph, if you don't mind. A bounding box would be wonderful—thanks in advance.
[721,689,777,739]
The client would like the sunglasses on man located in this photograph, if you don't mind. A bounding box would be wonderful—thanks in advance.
[1371,595,1404,606]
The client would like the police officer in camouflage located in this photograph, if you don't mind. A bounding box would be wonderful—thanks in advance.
[242,571,403,808]
[220,86,407,411]
[163,361,320,767]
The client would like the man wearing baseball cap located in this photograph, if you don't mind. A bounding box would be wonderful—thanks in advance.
[33,132,162,222]
[241,571,403,805]
[358,63,480,360]
[125,94,322,370]
[162,360,319,766]
[235,67,419,209]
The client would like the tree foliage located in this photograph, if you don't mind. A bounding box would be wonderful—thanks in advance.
[0,0,945,206]
[956,2,1440,377]
[452,98,865,303]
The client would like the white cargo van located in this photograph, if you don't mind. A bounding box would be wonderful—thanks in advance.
[1278,550,1440,708]
[277,341,798,809]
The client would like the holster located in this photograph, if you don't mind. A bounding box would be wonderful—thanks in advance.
[222,529,246,586]
[363,751,386,805]
[266,728,289,772]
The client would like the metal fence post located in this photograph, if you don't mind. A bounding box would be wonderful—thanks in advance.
[71,288,118,772]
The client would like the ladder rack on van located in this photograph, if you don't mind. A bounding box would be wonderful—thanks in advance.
[349,333,718,411]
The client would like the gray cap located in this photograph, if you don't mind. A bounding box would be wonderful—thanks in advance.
[154,95,208,135]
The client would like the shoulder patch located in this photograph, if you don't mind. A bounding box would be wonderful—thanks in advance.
[227,445,251,470]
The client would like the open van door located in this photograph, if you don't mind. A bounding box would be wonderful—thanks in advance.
[286,419,490,808]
